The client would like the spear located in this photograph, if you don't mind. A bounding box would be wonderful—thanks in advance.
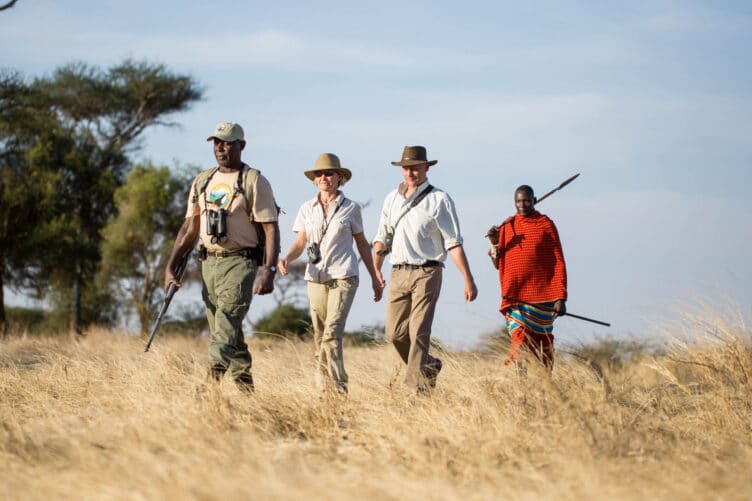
[535,172,580,204]
[505,298,610,327]
[485,173,580,238]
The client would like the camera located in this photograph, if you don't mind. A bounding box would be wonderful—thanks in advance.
[376,233,393,256]
[206,208,228,244]
[307,242,322,264]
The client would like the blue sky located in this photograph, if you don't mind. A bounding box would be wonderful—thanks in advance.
[2,1,751,348]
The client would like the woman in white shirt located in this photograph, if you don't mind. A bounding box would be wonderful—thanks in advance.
[278,153,383,393]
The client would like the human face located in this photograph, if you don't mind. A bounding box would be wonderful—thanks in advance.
[315,170,341,193]
[515,189,535,216]
[213,138,245,169]
[401,163,429,189]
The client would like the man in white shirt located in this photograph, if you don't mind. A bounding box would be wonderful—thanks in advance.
[373,145,477,392]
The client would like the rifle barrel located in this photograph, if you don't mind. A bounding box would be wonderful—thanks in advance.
[144,283,177,352]
[143,247,192,353]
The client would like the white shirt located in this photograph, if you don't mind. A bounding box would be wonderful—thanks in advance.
[292,192,364,283]
[373,181,463,265]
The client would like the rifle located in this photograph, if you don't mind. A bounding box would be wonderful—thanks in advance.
[144,247,192,352]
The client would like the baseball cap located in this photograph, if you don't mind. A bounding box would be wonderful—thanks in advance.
[206,122,245,142]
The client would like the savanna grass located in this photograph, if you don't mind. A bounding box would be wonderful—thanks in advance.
[1,315,750,500]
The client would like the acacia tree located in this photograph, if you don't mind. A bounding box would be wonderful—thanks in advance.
[30,60,203,334]
[99,163,192,334]
[0,71,64,333]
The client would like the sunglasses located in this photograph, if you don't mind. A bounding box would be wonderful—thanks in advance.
[314,170,336,177]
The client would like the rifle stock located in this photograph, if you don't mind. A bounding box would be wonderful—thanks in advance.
[144,248,192,352]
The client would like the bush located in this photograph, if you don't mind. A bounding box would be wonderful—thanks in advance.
[565,336,653,372]
[344,323,386,346]
[6,306,70,336]
[253,304,311,340]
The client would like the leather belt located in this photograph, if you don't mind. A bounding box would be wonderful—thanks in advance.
[200,247,259,260]
[392,260,442,270]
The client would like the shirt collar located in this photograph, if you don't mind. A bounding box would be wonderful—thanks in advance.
[398,179,430,198]
[313,190,344,207]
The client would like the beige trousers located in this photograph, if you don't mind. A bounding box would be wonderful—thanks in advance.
[385,266,443,390]
[307,276,359,392]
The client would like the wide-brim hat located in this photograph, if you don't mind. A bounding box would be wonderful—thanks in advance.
[391,145,437,167]
[206,122,245,142]
[304,153,353,181]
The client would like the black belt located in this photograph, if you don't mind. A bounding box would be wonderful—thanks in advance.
[392,260,442,270]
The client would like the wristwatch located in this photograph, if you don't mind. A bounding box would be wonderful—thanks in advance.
[266,265,277,273]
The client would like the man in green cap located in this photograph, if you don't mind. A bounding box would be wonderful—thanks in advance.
[164,122,280,392]
[373,145,477,392]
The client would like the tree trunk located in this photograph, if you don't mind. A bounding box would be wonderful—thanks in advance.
[70,272,82,337]
[0,274,7,337]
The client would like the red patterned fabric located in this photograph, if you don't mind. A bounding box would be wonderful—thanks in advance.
[497,210,567,312]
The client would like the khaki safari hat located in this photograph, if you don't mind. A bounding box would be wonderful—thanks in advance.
[304,153,353,181]
[206,122,245,142]
[391,145,437,167]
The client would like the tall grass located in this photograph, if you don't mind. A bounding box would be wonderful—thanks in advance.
[1,314,750,500]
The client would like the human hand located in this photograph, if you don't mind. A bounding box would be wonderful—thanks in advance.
[371,277,384,302]
[164,270,180,292]
[253,269,275,295]
[485,225,500,245]
[278,258,289,276]
[464,280,478,302]
[553,300,566,316]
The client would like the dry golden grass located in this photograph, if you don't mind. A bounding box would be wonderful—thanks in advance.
[1,316,750,500]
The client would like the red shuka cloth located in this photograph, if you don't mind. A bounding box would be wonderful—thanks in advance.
[497,210,567,312]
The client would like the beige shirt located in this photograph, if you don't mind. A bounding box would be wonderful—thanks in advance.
[292,192,364,283]
[185,165,278,251]
[373,180,463,265]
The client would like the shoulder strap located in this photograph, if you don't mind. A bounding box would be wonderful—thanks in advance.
[240,164,260,222]
[191,167,219,205]
[392,184,434,233]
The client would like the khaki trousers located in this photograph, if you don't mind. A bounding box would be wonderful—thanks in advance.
[385,266,443,390]
[201,255,257,380]
[307,276,359,392]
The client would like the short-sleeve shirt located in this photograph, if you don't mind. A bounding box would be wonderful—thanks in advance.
[292,191,363,283]
[373,180,463,265]
[186,165,278,251]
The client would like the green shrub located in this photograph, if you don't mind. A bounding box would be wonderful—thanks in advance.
[253,304,311,340]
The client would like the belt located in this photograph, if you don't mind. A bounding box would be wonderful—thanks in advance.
[200,247,259,260]
[392,260,442,270]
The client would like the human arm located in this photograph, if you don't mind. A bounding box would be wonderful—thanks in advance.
[278,230,307,276]
[448,244,478,302]
[372,241,387,289]
[486,224,500,269]
[355,232,384,302]
[164,214,200,291]
[254,221,280,295]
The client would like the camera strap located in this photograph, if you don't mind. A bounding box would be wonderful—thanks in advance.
[315,197,344,246]
[390,184,434,235]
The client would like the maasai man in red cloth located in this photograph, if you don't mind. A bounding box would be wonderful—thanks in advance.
[487,185,567,370]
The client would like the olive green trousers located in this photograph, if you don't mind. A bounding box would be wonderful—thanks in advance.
[201,255,257,380]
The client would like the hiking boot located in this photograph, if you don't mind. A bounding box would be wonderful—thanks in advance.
[208,366,225,382]
[425,357,443,389]
[234,372,255,393]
